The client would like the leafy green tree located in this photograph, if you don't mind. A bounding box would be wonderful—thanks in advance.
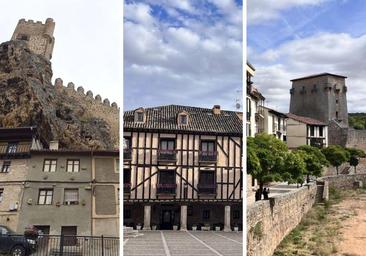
[247,133,288,198]
[346,148,366,173]
[296,145,329,182]
[282,151,306,186]
[321,145,350,175]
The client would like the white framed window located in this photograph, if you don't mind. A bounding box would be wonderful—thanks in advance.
[43,159,57,172]
[64,189,79,205]
[38,189,53,205]
[1,161,11,173]
[7,143,18,153]
[0,188,4,203]
[67,160,80,172]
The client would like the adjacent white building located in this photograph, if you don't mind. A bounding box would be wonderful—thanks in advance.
[286,113,328,149]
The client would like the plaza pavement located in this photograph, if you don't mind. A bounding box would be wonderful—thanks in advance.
[123,230,243,256]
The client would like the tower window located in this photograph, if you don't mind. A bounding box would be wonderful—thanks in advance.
[17,34,29,41]
[336,111,339,119]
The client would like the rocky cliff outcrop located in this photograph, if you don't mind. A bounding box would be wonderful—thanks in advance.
[0,40,119,150]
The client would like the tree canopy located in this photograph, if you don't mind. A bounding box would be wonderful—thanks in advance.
[247,134,288,190]
[296,145,329,181]
[321,145,350,175]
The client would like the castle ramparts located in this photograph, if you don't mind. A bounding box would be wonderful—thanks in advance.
[53,78,119,109]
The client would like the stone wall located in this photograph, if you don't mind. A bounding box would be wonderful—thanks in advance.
[321,173,366,189]
[347,129,366,150]
[53,78,120,148]
[247,183,317,256]
[247,174,366,256]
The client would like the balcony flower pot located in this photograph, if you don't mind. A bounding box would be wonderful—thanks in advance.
[173,225,178,231]
[202,224,210,231]
[234,226,239,232]
[215,226,220,231]
[136,224,142,230]
[152,225,157,230]
[192,225,197,231]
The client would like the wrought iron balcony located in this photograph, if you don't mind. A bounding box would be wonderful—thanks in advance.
[199,151,217,162]
[0,144,31,159]
[156,183,177,194]
[123,149,132,160]
[158,149,177,162]
[124,183,131,194]
[198,183,216,194]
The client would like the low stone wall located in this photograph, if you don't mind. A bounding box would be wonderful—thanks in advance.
[247,174,366,256]
[321,173,366,189]
[247,183,317,256]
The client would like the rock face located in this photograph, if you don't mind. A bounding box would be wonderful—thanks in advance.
[0,40,119,150]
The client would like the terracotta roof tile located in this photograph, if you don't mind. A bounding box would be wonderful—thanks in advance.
[124,105,242,135]
[286,113,326,126]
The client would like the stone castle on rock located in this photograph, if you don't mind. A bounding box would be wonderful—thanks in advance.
[0,18,119,150]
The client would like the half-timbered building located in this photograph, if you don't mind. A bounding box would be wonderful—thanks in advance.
[123,105,243,231]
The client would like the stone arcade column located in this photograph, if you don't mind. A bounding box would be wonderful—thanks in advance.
[180,205,187,231]
[143,205,151,230]
[224,205,231,232]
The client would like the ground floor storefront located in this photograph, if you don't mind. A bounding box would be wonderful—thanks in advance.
[123,202,242,231]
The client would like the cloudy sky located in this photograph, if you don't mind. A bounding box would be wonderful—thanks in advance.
[124,0,242,111]
[248,0,366,113]
[0,0,122,104]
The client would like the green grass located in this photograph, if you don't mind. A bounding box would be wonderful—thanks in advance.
[273,188,347,256]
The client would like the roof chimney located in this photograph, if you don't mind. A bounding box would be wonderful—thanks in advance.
[213,105,221,115]
[49,140,59,150]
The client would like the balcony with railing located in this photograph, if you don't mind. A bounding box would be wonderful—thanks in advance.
[199,151,217,163]
[123,149,132,161]
[156,183,177,195]
[0,144,31,159]
[198,183,216,195]
[157,150,177,162]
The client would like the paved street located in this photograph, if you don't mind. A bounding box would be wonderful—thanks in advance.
[124,231,243,256]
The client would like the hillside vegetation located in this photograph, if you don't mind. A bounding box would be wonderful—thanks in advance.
[349,113,366,129]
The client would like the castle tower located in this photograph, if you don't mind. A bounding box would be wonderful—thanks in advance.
[289,73,348,128]
[11,18,55,60]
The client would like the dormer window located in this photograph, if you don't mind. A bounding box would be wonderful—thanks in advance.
[134,108,145,123]
[137,112,144,122]
[179,115,187,125]
[177,111,189,125]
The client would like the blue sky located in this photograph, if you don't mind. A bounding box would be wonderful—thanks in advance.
[248,0,366,113]
[124,0,242,111]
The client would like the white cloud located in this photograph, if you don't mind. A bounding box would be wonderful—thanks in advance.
[248,0,328,25]
[251,32,366,113]
[124,1,242,110]
[124,3,155,26]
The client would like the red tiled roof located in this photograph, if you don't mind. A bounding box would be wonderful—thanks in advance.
[286,113,326,126]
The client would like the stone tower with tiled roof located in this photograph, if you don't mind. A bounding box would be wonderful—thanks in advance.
[289,73,349,128]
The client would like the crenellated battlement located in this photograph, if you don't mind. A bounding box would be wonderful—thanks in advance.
[12,18,55,60]
[52,78,119,110]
